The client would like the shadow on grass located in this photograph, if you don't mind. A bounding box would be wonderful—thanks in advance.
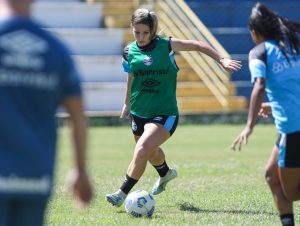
[116,210,126,214]
[178,202,275,216]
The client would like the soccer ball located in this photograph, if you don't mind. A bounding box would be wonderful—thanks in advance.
[125,189,155,217]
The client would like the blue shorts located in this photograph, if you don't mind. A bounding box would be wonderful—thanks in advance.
[276,130,300,168]
[0,199,48,226]
[131,114,179,136]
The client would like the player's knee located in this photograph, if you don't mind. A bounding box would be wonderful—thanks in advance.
[134,143,154,160]
[265,168,280,187]
[134,148,148,161]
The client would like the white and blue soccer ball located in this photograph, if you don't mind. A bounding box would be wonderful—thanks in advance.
[125,189,155,217]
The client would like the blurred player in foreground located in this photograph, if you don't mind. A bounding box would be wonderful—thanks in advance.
[231,3,300,226]
[106,8,242,207]
[0,0,93,225]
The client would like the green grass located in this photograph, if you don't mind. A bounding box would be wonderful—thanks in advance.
[46,124,299,226]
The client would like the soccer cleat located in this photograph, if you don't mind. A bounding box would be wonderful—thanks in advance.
[151,168,177,195]
[105,190,126,207]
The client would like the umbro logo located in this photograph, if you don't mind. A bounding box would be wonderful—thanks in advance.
[0,30,48,54]
[142,79,160,88]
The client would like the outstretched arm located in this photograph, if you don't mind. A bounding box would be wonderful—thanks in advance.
[170,38,242,72]
[231,78,266,151]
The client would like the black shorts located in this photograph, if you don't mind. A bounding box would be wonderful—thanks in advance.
[276,130,300,168]
[130,114,179,136]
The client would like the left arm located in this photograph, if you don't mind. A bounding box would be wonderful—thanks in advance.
[231,78,266,150]
[64,96,93,208]
[258,102,272,118]
[170,38,242,72]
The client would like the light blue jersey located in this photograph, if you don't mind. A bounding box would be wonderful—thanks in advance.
[249,40,300,133]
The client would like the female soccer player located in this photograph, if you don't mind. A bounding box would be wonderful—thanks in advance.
[106,8,242,207]
[231,3,300,226]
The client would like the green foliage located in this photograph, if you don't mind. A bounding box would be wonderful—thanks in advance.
[46,124,299,225]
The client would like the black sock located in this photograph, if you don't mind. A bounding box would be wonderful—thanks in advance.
[153,161,169,177]
[280,214,294,226]
[120,174,138,195]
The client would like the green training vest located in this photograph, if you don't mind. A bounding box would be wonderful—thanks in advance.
[127,36,179,118]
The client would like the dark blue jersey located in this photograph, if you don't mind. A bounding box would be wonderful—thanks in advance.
[0,17,81,198]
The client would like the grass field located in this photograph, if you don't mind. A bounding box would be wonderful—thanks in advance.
[45,123,300,226]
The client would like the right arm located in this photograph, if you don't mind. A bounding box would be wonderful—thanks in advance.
[120,73,133,119]
[231,78,266,151]
[120,44,132,119]
[231,43,267,151]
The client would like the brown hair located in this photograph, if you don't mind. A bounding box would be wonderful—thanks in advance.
[131,8,158,40]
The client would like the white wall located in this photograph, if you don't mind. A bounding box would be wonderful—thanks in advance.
[48,28,124,55]
[33,1,126,114]
[32,2,103,28]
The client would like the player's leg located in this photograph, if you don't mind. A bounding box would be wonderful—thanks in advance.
[276,131,300,226]
[280,168,300,200]
[106,115,146,206]
[132,142,177,196]
[106,121,170,206]
[278,131,300,200]
[147,116,178,195]
[127,122,170,179]
[265,144,294,226]
[0,200,10,226]
[150,146,176,188]
[106,135,171,206]
[146,116,178,170]
[1,199,48,226]
[149,146,165,166]
[132,136,170,178]
[10,199,47,226]
[278,168,300,226]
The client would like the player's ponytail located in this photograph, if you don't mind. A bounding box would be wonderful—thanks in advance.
[277,15,300,55]
[131,8,158,40]
[249,2,300,58]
